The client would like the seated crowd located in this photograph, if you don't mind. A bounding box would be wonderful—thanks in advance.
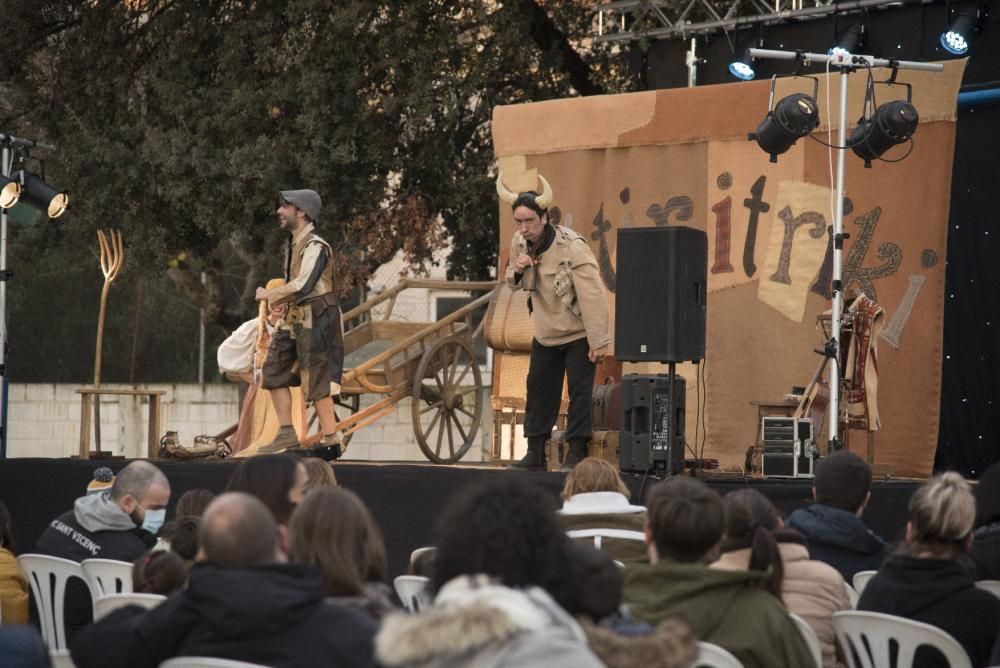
[1,450,1000,667]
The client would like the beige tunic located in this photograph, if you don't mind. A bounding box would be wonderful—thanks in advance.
[505,225,610,351]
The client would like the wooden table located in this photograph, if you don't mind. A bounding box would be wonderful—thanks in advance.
[76,387,167,460]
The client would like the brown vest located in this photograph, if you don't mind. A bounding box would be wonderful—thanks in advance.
[285,231,335,301]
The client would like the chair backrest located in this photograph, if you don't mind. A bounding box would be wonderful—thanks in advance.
[80,558,134,605]
[695,641,743,667]
[158,658,272,668]
[789,612,823,668]
[393,575,432,613]
[852,570,877,596]
[566,528,646,551]
[409,546,436,568]
[832,610,972,668]
[94,592,167,621]
[17,554,86,651]
[844,581,860,609]
[974,580,1000,597]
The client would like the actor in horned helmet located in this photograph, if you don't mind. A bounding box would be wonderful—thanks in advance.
[499,173,609,470]
[254,189,345,456]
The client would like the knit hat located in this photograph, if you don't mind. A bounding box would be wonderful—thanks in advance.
[279,189,322,223]
[87,467,115,495]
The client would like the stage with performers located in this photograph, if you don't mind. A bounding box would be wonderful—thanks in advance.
[0,457,919,578]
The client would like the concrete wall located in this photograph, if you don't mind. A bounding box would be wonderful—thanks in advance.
[5,383,492,463]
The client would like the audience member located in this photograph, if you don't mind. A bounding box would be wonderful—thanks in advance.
[559,457,648,564]
[173,488,215,518]
[225,453,307,524]
[132,550,188,596]
[971,460,1000,579]
[0,626,50,668]
[859,473,1000,667]
[156,516,200,563]
[713,489,849,668]
[786,450,889,580]
[289,487,395,619]
[0,499,29,624]
[376,477,604,667]
[34,461,170,640]
[71,492,378,668]
[624,477,813,668]
[301,456,338,491]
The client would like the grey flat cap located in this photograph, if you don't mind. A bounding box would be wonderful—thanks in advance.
[280,189,322,223]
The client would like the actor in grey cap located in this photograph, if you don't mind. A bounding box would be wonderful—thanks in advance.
[254,189,345,454]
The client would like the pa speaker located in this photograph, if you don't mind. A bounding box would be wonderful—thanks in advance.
[615,226,707,363]
[619,374,686,475]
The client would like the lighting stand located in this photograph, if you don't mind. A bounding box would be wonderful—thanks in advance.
[748,49,941,451]
[0,133,57,457]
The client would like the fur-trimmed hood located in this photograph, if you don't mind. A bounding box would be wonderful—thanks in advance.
[376,575,596,668]
[559,491,645,515]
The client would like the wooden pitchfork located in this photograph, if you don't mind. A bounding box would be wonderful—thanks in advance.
[92,229,124,452]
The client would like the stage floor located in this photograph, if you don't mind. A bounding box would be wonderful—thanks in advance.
[0,458,918,577]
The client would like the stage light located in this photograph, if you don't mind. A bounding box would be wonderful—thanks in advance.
[729,49,755,81]
[12,170,68,218]
[0,175,19,210]
[940,6,979,55]
[751,93,819,163]
[829,24,865,56]
[850,100,920,167]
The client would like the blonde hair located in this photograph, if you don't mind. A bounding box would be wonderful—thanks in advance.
[301,457,338,491]
[561,457,629,501]
[908,472,975,549]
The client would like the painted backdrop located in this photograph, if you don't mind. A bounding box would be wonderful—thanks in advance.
[492,60,965,478]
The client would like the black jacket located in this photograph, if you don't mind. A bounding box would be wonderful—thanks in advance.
[33,498,154,642]
[970,522,1000,580]
[787,503,889,581]
[858,554,1000,668]
[70,562,377,668]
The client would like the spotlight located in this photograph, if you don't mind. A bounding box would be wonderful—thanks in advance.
[829,24,865,57]
[729,49,756,81]
[850,100,920,167]
[940,6,981,55]
[0,175,19,210]
[12,171,68,218]
[751,93,820,163]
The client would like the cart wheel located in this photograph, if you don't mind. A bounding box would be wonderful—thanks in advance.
[334,393,361,447]
[412,336,483,464]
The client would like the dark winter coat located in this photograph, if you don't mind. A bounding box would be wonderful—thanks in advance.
[970,522,1000,580]
[787,503,889,581]
[70,562,377,668]
[858,554,1000,668]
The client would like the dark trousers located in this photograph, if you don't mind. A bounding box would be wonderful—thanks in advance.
[524,336,595,442]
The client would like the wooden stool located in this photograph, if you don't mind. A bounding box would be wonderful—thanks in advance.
[76,387,166,459]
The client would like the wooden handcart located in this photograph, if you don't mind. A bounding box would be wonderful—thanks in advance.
[329,278,496,464]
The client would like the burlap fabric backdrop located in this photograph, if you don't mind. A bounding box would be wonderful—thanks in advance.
[492,60,965,478]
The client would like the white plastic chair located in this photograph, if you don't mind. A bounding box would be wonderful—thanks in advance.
[844,581,860,608]
[974,579,1000,596]
[832,610,972,668]
[50,650,76,668]
[566,528,646,550]
[94,592,166,620]
[393,575,432,612]
[852,570,877,596]
[49,649,76,668]
[409,546,436,568]
[80,558,133,607]
[695,641,743,667]
[789,612,823,668]
[17,554,85,651]
[159,658,272,668]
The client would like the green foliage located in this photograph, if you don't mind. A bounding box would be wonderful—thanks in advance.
[0,0,631,381]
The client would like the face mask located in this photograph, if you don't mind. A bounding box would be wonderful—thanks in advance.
[141,508,167,535]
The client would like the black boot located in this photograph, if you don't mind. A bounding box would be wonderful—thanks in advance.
[510,436,548,470]
[560,438,588,472]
